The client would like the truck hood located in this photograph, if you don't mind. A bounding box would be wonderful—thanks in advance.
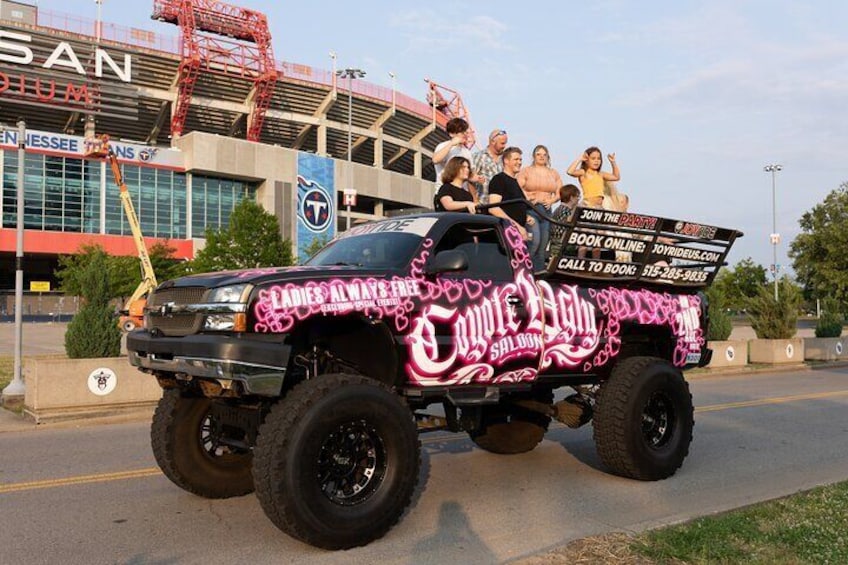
[156,265,400,290]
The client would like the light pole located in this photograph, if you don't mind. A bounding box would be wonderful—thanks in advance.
[764,163,783,301]
[95,0,104,42]
[2,119,26,407]
[329,51,337,99]
[389,71,396,115]
[336,68,365,230]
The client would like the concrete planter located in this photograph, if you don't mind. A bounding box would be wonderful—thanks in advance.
[748,338,805,364]
[23,356,161,423]
[707,340,749,368]
[803,337,847,361]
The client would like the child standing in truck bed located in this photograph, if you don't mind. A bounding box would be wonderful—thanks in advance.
[548,184,581,261]
[566,147,620,208]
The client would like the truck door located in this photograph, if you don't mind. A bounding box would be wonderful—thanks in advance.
[405,222,544,386]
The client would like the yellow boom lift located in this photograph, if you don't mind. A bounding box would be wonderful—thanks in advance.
[85,134,157,332]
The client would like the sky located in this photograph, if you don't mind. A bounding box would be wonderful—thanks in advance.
[36,0,847,274]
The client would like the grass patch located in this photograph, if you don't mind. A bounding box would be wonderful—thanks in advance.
[631,481,848,564]
[0,355,12,391]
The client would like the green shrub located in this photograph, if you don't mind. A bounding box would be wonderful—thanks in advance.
[815,300,844,338]
[64,252,121,358]
[747,280,801,339]
[705,287,732,341]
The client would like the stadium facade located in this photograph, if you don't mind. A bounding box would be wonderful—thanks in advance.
[0,0,451,295]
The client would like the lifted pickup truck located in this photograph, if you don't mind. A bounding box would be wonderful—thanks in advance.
[127,206,741,549]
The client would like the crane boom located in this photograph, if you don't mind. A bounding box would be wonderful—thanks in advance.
[85,135,158,331]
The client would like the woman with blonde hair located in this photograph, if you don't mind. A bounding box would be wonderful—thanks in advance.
[518,144,562,270]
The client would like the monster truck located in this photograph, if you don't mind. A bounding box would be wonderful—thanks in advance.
[127,205,741,549]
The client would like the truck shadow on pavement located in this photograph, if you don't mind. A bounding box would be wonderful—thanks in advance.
[409,500,498,565]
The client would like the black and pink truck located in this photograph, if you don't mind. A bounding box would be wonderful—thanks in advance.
[127,206,741,549]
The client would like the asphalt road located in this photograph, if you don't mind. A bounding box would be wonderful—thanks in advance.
[1,366,847,564]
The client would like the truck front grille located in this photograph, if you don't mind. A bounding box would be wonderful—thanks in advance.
[148,287,206,307]
[148,286,207,337]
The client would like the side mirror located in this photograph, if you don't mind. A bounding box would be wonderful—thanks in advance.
[425,250,469,275]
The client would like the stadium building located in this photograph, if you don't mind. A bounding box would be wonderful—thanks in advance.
[0,0,463,305]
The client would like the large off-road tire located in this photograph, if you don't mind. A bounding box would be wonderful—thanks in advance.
[151,389,254,498]
[252,374,421,550]
[468,390,554,455]
[593,356,694,480]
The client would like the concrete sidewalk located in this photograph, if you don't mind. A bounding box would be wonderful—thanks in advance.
[0,408,36,432]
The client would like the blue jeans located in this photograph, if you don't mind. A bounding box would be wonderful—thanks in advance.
[527,204,550,271]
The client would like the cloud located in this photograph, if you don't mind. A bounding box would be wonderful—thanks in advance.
[388,9,510,54]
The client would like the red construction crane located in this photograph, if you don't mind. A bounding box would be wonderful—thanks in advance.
[426,79,476,149]
[152,0,278,141]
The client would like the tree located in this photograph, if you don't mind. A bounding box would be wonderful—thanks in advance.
[64,251,122,358]
[190,199,294,273]
[109,241,185,299]
[57,242,182,300]
[705,285,732,341]
[815,298,844,338]
[747,277,802,339]
[789,182,848,306]
[712,258,768,312]
[298,234,330,265]
[56,244,110,298]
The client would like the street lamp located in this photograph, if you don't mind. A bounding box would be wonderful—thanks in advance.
[764,163,783,301]
[329,51,337,98]
[336,67,366,229]
[336,68,366,162]
[1,119,26,407]
[389,71,396,115]
[95,0,104,42]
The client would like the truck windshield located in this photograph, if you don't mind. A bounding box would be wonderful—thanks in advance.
[306,233,423,269]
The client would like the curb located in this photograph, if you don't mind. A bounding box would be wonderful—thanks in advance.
[688,360,848,380]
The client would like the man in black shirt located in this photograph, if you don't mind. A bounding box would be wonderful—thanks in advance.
[488,146,532,241]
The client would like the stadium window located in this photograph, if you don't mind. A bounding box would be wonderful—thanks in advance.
[24,154,44,230]
[64,158,83,233]
[82,160,101,234]
[2,153,17,227]
[173,173,186,239]
[139,167,157,236]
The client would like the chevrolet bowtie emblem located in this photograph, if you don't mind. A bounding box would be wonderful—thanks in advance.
[160,302,175,315]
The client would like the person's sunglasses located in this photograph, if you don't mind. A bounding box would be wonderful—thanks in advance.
[489,129,507,141]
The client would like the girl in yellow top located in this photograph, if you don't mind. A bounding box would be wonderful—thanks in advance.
[566,146,620,208]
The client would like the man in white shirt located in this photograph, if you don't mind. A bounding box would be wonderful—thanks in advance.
[432,118,473,191]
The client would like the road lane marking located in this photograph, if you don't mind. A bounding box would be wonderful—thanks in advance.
[4,389,848,495]
[696,389,848,413]
[0,468,161,494]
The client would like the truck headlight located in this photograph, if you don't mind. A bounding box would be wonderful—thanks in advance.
[204,313,247,332]
[207,284,249,304]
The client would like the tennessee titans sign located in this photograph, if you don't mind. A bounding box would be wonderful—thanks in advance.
[296,153,336,257]
[298,176,333,232]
